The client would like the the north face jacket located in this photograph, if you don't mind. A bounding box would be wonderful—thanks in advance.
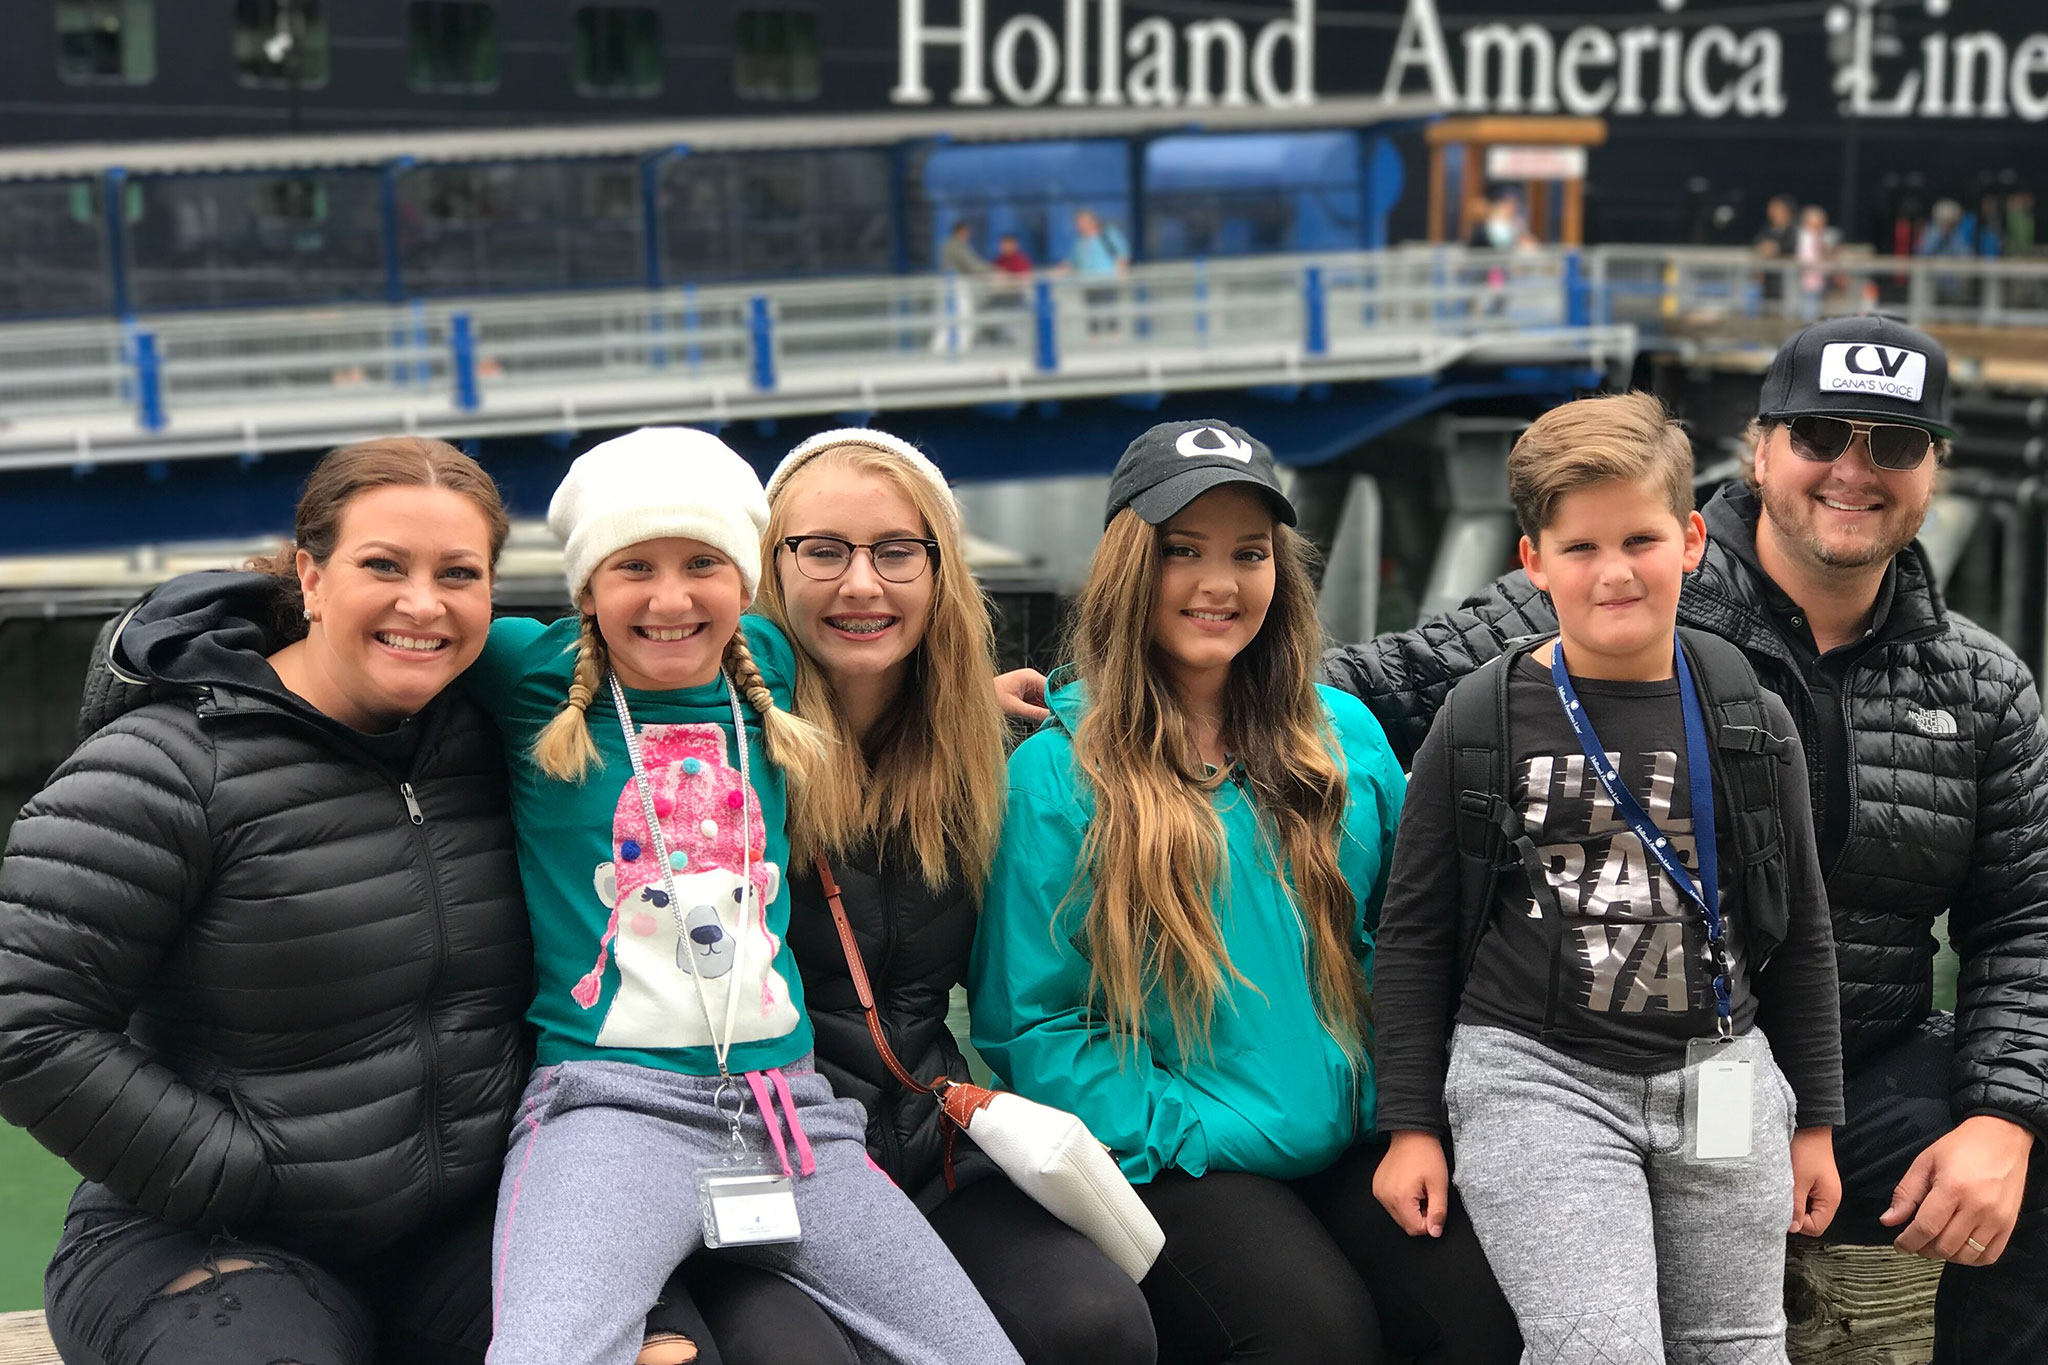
[0,571,532,1258]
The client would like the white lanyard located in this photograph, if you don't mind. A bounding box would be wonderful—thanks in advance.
[606,668,756,1086]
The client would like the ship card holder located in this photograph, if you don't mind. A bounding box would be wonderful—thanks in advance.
[1684,1037,1753,1162]
[700,1169,802,1248]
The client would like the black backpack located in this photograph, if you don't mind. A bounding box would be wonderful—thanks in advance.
[1441,626,1798,1006]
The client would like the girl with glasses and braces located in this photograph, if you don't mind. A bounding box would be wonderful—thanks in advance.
[665,429,1157,1365]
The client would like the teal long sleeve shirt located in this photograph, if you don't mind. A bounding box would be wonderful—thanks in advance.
[969,680,1405,1184]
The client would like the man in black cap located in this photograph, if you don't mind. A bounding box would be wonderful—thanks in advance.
[1323,316,2048,1361]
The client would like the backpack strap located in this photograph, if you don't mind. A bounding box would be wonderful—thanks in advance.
[1677,627,1796,963]
[1445,639,1564,1006]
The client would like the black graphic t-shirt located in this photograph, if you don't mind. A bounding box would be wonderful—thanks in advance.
[1454,656,1756,1072]
[1372,644,1845,1138]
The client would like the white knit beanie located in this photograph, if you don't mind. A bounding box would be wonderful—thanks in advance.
[766,428,960,532]
[550,427,770,603]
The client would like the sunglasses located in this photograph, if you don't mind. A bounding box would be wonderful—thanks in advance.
[1783,415,1935,471]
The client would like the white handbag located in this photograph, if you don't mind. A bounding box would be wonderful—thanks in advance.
[815,857,1166,1282]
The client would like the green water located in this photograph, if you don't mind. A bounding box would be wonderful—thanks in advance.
[0,1126,71,1310]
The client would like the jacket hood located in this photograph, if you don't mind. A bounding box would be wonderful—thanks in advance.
[85,570,305,735]
[1042,665,1088,732]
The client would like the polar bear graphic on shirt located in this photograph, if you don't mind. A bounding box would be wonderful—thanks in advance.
[574,723,794,1050]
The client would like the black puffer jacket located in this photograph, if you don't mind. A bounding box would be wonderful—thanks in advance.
[782,843,978,1204]
[0,572,532,1259]
[1324,486,2048,1137]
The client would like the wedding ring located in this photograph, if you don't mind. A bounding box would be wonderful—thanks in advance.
[1965,1237,1987,1254]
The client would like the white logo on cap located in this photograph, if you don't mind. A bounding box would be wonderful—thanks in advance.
[1816,343,1927,402]
[1175,427,1255,463]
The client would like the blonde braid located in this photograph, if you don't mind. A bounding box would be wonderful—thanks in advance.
[724,630,828,795]
[531,614,607,782]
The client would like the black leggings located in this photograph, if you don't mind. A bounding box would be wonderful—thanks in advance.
[680,1175,1156,1365]
[1135,1140,1521,1365]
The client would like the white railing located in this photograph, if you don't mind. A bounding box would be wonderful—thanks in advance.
[1589,245,2048,333]
[0,245,1632,469]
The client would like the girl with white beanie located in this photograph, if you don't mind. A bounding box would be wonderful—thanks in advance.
[462,426,1024,1365]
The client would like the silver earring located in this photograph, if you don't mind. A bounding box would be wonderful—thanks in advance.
[303,606,314,621]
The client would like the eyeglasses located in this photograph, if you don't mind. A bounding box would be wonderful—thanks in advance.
[778,535,939,584]
[1784,415,1936,472]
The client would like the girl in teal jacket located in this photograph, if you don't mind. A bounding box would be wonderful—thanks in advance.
[969,419,1519,1365]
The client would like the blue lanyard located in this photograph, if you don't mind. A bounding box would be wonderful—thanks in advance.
[1549,638,1731,1033]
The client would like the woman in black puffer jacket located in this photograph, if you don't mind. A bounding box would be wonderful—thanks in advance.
[0,438,536,1365]
[678,429,1156,1365]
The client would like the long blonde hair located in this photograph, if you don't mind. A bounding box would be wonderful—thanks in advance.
[757,445,1007,888]
[530,610,827,794]
[1068,508,1365,1054]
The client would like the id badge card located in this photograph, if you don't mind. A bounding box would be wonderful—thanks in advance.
[1683,1038,1753,1162]
[700,1170,802,1248]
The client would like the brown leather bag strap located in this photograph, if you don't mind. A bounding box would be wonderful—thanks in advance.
[813,853,935,1099]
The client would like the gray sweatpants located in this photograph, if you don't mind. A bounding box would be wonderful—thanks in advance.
[487,1057,1025,1365]
[1445,1024,1796,1365]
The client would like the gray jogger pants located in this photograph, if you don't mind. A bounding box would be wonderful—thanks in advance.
[487,1058,1025,1365]
[1445,1024,1797,1365]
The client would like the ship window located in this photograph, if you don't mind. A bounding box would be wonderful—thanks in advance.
[574,6,661,97]
[417,167,500,223]
[56,0,155,84]
[409,1,499,92]
[735,9,819,101]
[232,0,330,88]
[255,176,328,226]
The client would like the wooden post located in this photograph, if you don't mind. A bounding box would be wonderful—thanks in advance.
[1428,143,1446,243]
[1563,180,1585,246]
[1460,142,1484,238]
[1784,1241,1940,1365]
[1528,180,1550,243]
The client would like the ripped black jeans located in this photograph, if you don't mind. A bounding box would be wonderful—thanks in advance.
[43,1182,499,1365]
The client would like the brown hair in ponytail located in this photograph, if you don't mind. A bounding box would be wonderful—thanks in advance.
[529,614,609,781]
[247,436,510,641]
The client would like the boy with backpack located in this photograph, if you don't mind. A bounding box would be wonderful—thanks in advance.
[1370,391,1844,1363]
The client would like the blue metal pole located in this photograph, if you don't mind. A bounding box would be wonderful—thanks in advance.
[639,153,666,291]
[450,313,479,411]
[1564,250,1588,327]
[1194,258,1209,345]
[1033,279,1058,373]
[103,167,133,320]
[1304,265,1328,356]
[379,160,408,304]
[132,329,163,431]
[750,295,776,390]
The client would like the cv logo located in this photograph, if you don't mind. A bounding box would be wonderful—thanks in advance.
[1176,427,1255,462]
[1843,346,1917,377]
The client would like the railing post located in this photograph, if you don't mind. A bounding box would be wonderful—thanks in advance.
[1194,258,1210,344]
[1033,278,1058,373]
[750,294,776,390]
[1303,264,1328,356]
[683,283,702,372]
[1564,250,1588,327]
[941,273,961,356]
[132,329,164,431]
[450,313,480,412]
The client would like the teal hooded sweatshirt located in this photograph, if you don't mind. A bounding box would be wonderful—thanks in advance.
[969,674,1406,1184]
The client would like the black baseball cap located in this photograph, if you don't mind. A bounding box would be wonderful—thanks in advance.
[1756,315,1954,438]
[1104,419,1296,527]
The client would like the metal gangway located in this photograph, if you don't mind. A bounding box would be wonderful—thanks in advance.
[0,247,1629,471]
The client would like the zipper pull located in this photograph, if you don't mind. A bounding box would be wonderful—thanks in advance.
[400,782,424,826]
